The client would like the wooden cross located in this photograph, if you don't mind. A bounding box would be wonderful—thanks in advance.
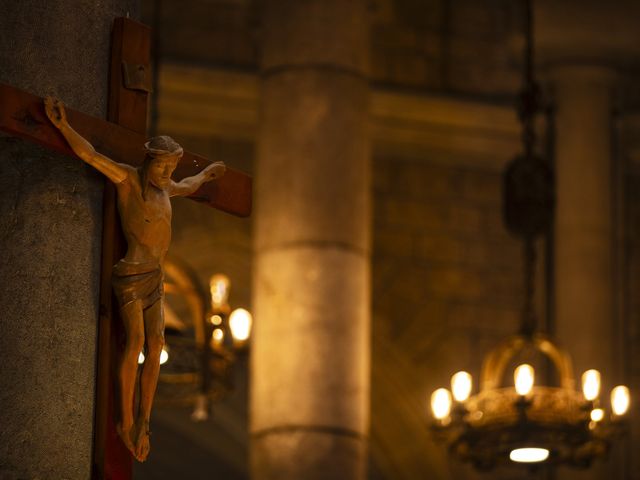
[0,17,251,480]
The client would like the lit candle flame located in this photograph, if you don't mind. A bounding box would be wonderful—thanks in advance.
[431,388,452,420]
[209,274,230,308]
[159,348,169,365]
[514,364,534,396]
[451,371,472,402]
[139,348,169,365]
[611,386,630,416]
[590,408,604,422]
[229,308,252,342]
[582,369,601,401]
[211,328,225,349]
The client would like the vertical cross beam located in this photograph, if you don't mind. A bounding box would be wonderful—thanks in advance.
[93,17,150,480]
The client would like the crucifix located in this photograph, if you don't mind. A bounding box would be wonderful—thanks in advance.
[0,17,251,478]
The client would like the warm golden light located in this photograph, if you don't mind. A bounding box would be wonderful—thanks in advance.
[191,394,209,422]
[209,314,222,326]
[431,388,452,420]
[510,448,549,463]
[451,371,473,402]
[611,386,630,416]
[139,349,169,364]
[514,364,535,396]
[160,348,169,365]
[209,274,230,308]
[582,369,601,401]
[211,328,225,348]
[229,308,252,342]
[590,408,605,422]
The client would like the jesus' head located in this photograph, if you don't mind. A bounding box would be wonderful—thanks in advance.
[141,136,183,194]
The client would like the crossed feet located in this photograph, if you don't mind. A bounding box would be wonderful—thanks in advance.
[117,419,151,462]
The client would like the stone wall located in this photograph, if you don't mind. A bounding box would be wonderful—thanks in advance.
[370,153,526,479]
[143,0,521,98]
[370,0,521,96]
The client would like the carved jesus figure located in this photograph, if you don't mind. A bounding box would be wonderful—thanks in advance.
[45,97,225,462]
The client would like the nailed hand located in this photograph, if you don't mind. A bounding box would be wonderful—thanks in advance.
[203,161,226,181]
[44,96,68,128]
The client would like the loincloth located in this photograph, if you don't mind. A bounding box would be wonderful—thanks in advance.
[112,259,163,309]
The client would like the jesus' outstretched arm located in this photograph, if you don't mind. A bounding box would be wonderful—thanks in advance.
[168,161,226,197]
[44,97,129,184]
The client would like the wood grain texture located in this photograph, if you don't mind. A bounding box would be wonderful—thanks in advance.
[0,83,252,217]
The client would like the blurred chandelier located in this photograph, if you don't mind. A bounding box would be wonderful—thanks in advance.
[149,257,252,420]
[430,340,631,469]
[429,0,630,470]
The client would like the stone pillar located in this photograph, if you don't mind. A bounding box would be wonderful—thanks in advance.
[0,1,136,478]
[534,1,640,477]
[551,65,617,479]
[251,1,371,479]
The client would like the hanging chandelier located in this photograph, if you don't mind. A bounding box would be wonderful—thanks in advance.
[151,257,252,421]
[428,0,630,470]
[430,339,630,469]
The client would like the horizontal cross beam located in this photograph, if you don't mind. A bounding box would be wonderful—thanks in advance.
[0,83,252,217]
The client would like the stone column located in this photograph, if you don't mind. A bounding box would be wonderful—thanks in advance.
[534,2,640,477]
[251,1,371,479]
[551,65,617,479]
[0,1,136,478]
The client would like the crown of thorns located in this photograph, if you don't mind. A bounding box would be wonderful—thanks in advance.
[144,135,183,157]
